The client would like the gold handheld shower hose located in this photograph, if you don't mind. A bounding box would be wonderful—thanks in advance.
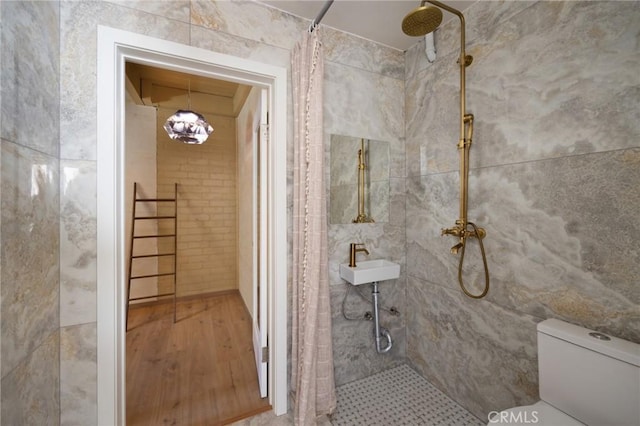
[403,0,490,298]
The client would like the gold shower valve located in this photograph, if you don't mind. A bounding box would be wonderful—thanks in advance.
[441,226,464,237]
[441,224,486,239]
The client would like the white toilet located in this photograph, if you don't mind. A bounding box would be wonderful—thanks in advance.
[488,318,640,426]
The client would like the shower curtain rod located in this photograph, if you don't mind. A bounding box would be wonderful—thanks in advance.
[309,0,334,32]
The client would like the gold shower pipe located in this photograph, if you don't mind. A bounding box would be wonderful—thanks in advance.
[424,0,472,224]
[426,1,489,298]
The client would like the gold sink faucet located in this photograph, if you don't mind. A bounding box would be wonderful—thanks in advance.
[349,243,369,267]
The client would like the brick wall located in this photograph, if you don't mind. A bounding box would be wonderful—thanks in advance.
[156,110,237,297]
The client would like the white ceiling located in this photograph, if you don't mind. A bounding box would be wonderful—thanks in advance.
[261,0,475,51]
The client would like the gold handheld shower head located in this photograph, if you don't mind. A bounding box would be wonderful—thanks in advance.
[402,4,443,36]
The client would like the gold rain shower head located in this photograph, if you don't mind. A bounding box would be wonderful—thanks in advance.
[402,3,443,36]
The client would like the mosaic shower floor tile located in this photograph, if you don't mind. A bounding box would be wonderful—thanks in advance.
[331,364,484,426]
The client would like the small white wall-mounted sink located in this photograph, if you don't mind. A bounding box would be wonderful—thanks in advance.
[339,259,400,286]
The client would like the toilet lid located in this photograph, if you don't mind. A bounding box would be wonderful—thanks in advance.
[488,401,584,425]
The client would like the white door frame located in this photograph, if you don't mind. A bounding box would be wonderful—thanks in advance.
[253,89,269,397]
[96,26,288,425]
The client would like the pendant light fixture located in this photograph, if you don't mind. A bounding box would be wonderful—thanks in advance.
[163,80,213,144]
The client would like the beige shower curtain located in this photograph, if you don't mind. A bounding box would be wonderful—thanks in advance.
[291,29,337,424]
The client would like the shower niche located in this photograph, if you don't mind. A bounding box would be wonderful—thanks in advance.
[329,134,390,224]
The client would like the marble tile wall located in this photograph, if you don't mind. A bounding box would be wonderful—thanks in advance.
[1,1,61,424]
[1,331,60,425]
[60,323,96,425]
[323,31,406,385]
[405,0,640,420]
[319,26,406,382]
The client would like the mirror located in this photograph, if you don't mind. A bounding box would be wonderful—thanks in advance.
[330,134,390,224]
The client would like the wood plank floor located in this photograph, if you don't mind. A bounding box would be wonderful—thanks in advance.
[126,291,271,425]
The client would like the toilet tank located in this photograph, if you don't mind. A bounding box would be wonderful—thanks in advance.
[537,319,640,426]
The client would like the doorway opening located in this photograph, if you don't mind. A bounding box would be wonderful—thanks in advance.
[122,62,271,423]
[96,26,287,425]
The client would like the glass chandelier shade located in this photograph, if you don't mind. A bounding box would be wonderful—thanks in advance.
[163,109,213,145]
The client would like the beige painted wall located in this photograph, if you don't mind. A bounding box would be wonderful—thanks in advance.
[125,94,158,301]
[236,87,261,316]
[156,108,238,297]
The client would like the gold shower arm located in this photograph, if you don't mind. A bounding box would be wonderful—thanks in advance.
[423,1,473,65]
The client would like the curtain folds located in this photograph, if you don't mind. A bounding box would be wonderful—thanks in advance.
[291,29,337,425]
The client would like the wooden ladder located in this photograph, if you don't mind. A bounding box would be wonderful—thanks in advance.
[126,182,178,331]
